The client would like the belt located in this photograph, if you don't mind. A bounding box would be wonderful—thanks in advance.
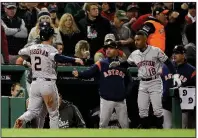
[32,78,52,81]
[141,76,158,81]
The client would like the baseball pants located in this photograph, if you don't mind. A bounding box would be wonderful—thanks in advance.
[25,75,48,128]
[18,78,59,128]
[99,97,129,128]
[138,77,163,118]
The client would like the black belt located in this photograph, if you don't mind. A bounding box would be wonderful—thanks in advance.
[32,78,52,81]
[141,76,158,81]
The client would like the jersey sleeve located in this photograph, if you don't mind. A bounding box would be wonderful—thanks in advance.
[157,48,168,63]
[18,47,30,56]
[127,52,135,65]
[49,47,59,61]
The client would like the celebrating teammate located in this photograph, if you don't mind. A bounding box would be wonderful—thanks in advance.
[109,31,180,128]
[72,41,129,128]
[162,45,196,128]
[14,22,83,128]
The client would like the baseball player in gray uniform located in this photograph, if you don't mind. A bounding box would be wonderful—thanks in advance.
[110,31,181,128]
[14,22,83,128]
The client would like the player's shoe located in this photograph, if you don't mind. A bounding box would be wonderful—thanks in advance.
[14,119,24,128]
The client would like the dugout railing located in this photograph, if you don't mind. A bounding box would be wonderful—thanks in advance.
[1,65,183,128]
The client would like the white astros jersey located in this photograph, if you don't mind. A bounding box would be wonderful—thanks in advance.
[18,44,58,79]
[127,45,168,78]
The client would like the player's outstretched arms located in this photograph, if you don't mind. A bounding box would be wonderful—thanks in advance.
[73,63,100,79]
[54,54,84,65]
[109,61,136,68]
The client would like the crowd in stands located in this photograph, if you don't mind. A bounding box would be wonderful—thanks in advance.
[1,2,196,67]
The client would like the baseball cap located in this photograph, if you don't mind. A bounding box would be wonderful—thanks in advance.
[4,2,17,8]
[127,4,139,12]
[48,5,58,13]
[153,7,169,16]
[173,45,186,54]
[104,41,118,49]
[104,34,116,44]
[115,10,129,21]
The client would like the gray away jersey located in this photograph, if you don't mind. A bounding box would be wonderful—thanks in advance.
[127,45,168,78]
[18,44,58,79]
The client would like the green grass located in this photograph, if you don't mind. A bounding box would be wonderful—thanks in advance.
[2,129,195,137]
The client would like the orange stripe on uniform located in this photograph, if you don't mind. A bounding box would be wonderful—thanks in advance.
[95,61,101,71]
[191,71,196,78]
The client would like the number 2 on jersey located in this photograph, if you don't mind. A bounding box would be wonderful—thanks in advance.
[149,67,156,76]
[34,56,41,71]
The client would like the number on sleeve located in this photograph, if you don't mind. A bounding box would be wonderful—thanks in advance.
[34,56,41,71]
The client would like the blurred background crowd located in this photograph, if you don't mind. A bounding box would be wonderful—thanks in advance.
[1,2,196,67]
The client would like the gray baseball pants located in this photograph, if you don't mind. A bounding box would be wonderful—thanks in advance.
[18,78,59,128]
[99,97,129,128]
[138,77,163,118]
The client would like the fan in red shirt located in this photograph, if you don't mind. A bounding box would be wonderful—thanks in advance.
[131,3,164,32]
[101,3,116,23]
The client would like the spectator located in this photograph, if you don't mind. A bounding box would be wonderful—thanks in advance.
[11,83,24,97]
[23,3,40,33]
[58,13,82,56]
[1,25,9,64]
[16,3,28,19]
[94,34,127,63]
[78,3,111,58]
[115,3,128,11]
[74,40,94,66]
[112,10,133,57]
[48,4,59,28]
[64,3,85,22]
[1,2,28,64]
[164,2,173,10]
[74,40,90,59]
[165,10,183,58]
[139,7,169,52]
[184,22,196,67]
[101,3,116,23]
[131,2,164,33]
[53,42,64,54]
[185,2,196,24]
[28,8,62,44]
[58,94,86,128]
[125,3,139,27]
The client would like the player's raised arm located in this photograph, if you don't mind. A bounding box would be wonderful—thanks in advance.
[73,61,101,79]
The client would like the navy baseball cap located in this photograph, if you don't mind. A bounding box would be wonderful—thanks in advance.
[48,5,58,13]
[173,45,186,54]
